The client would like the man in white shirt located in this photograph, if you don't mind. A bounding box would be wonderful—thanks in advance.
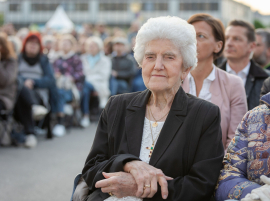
[219,20,268,110]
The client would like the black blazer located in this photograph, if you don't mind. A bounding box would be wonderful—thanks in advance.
[82,87,224,201]
[219,60,268,110]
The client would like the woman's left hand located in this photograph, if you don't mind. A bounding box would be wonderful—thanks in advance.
[95,172,137,198]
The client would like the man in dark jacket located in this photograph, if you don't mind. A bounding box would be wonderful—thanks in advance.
[110,37,136,95]
[219,20,268,110]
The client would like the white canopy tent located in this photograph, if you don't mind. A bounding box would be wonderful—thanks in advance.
[46,5,74,32]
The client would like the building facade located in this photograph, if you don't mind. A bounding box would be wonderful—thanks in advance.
[0,0,253,27]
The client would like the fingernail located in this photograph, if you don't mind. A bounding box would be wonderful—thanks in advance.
[163,195,167,199]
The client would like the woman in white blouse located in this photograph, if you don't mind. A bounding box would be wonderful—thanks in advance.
[72,16,224,201]
[182,13,247,151]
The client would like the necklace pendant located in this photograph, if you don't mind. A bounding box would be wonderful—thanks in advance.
[152,122,158,127]
[146,143,155,158]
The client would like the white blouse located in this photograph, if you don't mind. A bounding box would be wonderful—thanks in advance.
[188,65,216,102]
[104,118,165,201]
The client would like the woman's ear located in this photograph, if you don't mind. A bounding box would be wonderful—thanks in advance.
[214,41,223,53]
[181,66,192,80]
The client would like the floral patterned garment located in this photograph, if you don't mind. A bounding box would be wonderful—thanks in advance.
[53,53,85,91]
[215,93,270,200]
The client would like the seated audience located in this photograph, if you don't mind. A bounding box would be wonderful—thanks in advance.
[216,92,270,201]
[80,36,111,128]
[53,34,84,135]
[182,14,247,151]
[0,32,18,143]
[18,32,58,139]
[110,37,136,95]
[0,32,17,113]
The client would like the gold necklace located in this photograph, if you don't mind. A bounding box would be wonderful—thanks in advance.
[149,107,169,127]
[146,108,162,158]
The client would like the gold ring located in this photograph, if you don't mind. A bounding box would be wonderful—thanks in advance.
[144,184,151,189]
[109,192,113,196]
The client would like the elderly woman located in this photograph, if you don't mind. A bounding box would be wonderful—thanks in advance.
[182,14,247,151]
[74,16,224,201]
[80,36,111,128]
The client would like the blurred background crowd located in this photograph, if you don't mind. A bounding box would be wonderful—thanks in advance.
[0,0,270,149]
[0,19,147,148]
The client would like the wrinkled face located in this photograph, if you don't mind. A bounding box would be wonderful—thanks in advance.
[60,39,73,53]
[85,41,100,56]
[25,38,40,57]
[253,34,267,66]
[192,21,222,62]
[224,26,254,61]
[141,39,190,93]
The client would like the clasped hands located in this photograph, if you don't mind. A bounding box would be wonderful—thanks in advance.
[95,160,173,199]
[242,175,270,201]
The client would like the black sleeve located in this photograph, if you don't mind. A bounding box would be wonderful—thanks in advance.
[260,77,270,98]
[147,105,224,201]
[82,96,140,193]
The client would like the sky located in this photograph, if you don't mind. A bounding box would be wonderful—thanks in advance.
[234,0,270,15]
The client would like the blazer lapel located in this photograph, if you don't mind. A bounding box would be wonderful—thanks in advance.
[245,74,255,99]
[125,90,151,157]
[210,69,223,109]
[149,87,188,166]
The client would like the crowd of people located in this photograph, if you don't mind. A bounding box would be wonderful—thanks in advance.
[0,21,145,148]
[1,13,270,201]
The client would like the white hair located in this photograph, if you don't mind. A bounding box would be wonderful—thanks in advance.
[85,36,104,51]
[134,16,197,70]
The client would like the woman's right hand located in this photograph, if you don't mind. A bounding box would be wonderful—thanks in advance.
[123,160,173,199]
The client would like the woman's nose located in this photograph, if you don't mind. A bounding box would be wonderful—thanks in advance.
[154,57,164,70]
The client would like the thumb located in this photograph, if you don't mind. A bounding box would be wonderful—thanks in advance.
[102,172,118,179]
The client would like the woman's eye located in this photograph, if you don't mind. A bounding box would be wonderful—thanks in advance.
[198,34,204,38]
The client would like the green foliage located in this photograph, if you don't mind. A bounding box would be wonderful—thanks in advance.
[0,12,4,26]
[254,19,266,29]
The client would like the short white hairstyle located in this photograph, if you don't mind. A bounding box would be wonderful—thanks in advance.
[134,16,197,70]
[85,36,104,51]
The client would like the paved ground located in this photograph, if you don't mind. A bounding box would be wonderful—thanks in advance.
[0,123,97,201]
